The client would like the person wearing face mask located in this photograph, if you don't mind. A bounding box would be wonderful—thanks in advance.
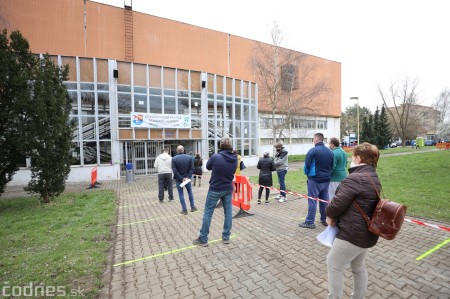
[273,142,289,202]
[324,142,382,299]
[328,137,348,202]
[299,133,334,229]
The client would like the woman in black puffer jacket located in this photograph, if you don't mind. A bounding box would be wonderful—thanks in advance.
[325,142,382,299]
[257,150,276,204]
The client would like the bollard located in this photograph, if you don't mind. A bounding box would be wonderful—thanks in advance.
[125,163,135,183]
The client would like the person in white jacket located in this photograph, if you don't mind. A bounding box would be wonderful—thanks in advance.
[154,148,174,202]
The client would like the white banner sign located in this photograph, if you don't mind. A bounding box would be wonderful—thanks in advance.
[131,113,191,128]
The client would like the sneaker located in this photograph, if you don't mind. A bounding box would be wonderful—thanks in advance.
[191,207,198,212]
[265,200,270,204]
[222,238,230,244]
[278,196,287,203]
[274,195,281,199]
[180,210,188,215]
[193,237,208,247]
[321,221,328,227]
[169,198,174,201]
[299,222,316,229]
[159,200,164,203]
[257,200,262,205]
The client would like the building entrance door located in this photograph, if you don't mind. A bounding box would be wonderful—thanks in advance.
[120,141,163,176]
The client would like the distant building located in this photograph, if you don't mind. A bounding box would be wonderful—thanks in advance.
[1,0,341,184]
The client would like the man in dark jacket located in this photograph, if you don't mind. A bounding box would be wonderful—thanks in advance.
[193,137,238,246]
[172,145,196,214]
[299,132,334,229]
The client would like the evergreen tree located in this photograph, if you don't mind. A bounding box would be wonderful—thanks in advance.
[24,55,73,203]
[360,116,370,142]
[0,30,35,196]
[378,105,393,148]
[373,106,381,147]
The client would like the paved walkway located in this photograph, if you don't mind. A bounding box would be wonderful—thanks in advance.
[3,152,449,298]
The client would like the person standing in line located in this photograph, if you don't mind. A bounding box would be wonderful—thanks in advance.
[273,142,289,202]
[257,150,276,204]
[154,148,174,203]
[172,145,196,215]
[193,137,238,246]
[193,152,203,187]
[299,133,333,229]
[328,137,348,202]
[325,143,382,299]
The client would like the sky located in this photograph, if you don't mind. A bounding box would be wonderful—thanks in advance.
[93,0,450,113]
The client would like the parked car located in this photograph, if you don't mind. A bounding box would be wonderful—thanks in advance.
[390,142,398,148]
[424,140,436,146]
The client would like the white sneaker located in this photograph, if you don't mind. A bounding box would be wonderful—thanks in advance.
[278,196,287,203]
[274,195,281,199]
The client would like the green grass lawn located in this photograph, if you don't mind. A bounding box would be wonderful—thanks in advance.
[0,190,116,298]
[252,150,450,222]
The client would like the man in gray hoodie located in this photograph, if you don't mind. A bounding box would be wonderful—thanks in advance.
[154,148,174,202]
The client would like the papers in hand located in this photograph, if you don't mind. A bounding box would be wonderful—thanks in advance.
[179,179,191,188]
[316,225,339,247]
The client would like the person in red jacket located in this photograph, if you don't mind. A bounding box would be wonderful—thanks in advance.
[325,142,382,299]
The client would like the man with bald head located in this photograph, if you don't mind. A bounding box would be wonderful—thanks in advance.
[172,145,196,215]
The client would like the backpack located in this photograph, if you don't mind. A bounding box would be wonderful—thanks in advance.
[353,176,407,240]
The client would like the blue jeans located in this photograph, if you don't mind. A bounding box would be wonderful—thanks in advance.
[199,190,233,243]
[305,180,330,224]
[175,180,195,211]
[277,169,287,197]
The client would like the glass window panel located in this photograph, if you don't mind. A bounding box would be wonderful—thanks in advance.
[235,138,242,154]
[118,116,130,128]
[191,92,201,98]
[251,83,256,100]
[164,89,175,96]
[208,119,215,138]
[117,61,131,85]
[207,74,214,93]
[134,94,147,112]
[118,85,131,92]
[164,96,176,114]
[150,88,161,95]
[80,116,97,140]
[235,121,242,138]
[97,83,109,91]
[80,58,94,82]
[96,59,108,83]
[48,55,58,66]
[80,92,95,115]
[235,80,241,97]
[98,117,111,140]
[178,98,189,115]
[191,117,201,129]
[83,141,97,165]
[61,56,76,82]
[217,101,225,119]
[69,91,78,115]
[149,66,161,87]
[243,123,249,138]
[191,71,200,91]
[80,83,94,90]
[150,95,162,113]
[118,93,131,114]
[99,141,112,164]
[71,141,81,165]
[191,99,201,116]
[235,103,242,120]
[98,92,110,115]
[178,69,189,91]
[133,63,146,87]
[225,103,232,120]
[244,139,250,156]
[217,76,224,94]
[226,78,233,96]
[134,86,146,94]
[243,81,249,98]
[64,82,77,90]
[178,90,189,97]
[163,68,175,89]
[243,104,250,121]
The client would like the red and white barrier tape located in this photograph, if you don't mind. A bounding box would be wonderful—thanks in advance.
[195,175,450,232]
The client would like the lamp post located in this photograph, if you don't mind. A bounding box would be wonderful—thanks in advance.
[350,97,359,145]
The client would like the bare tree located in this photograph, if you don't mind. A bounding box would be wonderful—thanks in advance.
[433,88,450,141]
[378,77,421,145]
[251,22,329,145]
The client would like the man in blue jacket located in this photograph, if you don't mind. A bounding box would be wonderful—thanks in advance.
[193,137,238,246]
[172,145,196,215]
[299,133,334,229]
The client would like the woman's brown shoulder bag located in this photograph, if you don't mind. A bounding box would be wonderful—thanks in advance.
[353,175,407,240]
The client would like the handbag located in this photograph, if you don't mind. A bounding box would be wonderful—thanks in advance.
[352,175,407,240]
[240,160,246,170]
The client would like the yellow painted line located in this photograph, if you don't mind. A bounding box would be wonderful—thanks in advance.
[113,235,237,267]
[118,214,180,227]
[416,238,450,261]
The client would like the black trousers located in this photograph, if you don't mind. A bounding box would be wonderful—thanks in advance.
[258,186,270,201]
[158,173,173,201]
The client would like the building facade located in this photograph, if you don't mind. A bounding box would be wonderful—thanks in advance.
[1,0,341,184]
